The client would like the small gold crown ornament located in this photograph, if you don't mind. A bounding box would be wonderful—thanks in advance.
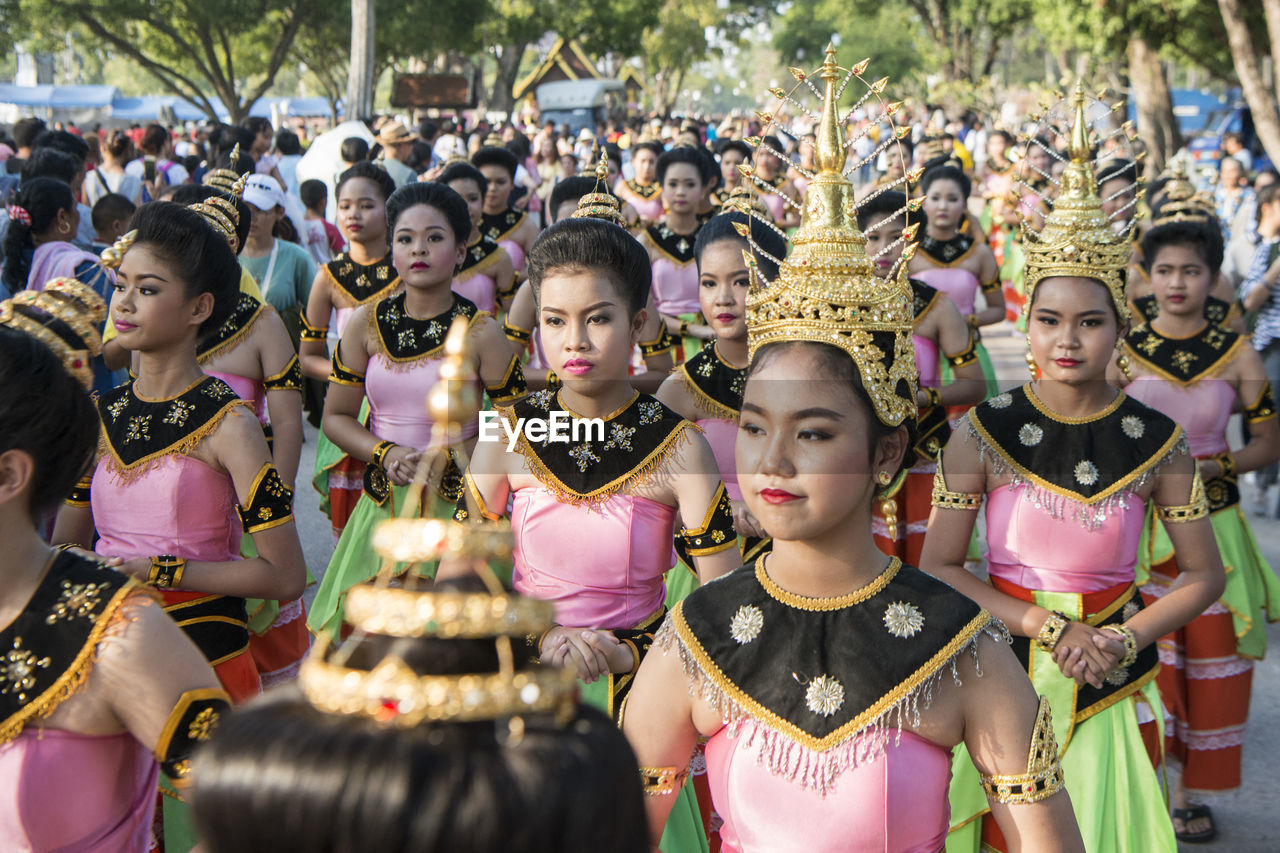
[1150,158,1215,227]
[0,278,107,389]
[189,173,248,251]
[572,147,625,227]
[202,143,243,193]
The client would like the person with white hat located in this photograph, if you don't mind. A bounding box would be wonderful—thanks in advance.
[375,121,417,188]
[240,174,317,342]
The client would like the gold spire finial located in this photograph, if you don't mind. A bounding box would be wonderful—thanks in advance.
[1151,157,1214,226]
[99,229,137,271]
[571,146,625,227]
[203,143,244,193]
[1068,82,1090,166]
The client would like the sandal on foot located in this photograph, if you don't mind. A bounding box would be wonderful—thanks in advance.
[1172,804,1217,843]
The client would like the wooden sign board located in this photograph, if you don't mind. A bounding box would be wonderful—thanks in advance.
[391,73,477,109]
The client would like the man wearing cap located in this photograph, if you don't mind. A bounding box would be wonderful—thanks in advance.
[376,121,417,188]
[241,174,317,330]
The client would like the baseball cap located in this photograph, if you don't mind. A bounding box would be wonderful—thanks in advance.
[242,174,285,211]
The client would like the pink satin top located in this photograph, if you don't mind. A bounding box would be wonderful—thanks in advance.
[365,354,479,449]
[985,485,1142,593]
[510,489,676,628]
[206,369,267,425]
[93,455,241,563]
[0,730,158,852]
[1124,374,1232,458]
[452,272,496,316]
[652,258,699,317]
[631,195,665,223]
[913,334,940,389]
[913,268,979,316]
[334,305,357,336]
[706,728,951,853]
[698,418,741,501]
[762,192,787,224]
[499,239,525,274]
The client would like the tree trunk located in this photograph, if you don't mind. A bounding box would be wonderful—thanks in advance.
[490,43,527,119]
[1128,36,1180,176]
[347,0,376,122]
[1220,0,1280,168]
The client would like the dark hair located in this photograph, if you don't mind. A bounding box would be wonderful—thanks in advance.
[1096,159,1137,188]
[0,327,98,518]
[1257,182,1280,222]
[527,218,651,316]
[190,647,646,853]
[385,183,472,244]
[336,161,396,203]
[547,177,605,222]
[631,141,663,160]
[418,120,439,141]
[856,190,908,233]
[128,202,241,337]
[274,130,301,156]
[91,192,137,234]
[11,117,46,150]
[439,162,488,198]
[139,124,170,156]
[20,148,79,184]
[747,341,915,477]
[209,124,254,163]
[407,141,435,173]
[300,179,328,212]
[989,130,1014,147]
[716,139,753,163]
[103,129,135,162]
[920,164,971,199]
[32,129,89,167]
[694,211,786,281]
[340,137,370,165]
[472,146,519,179]
[1141,220,1225,278]
[2,178,76,291]
[241,117,273,138]
[169,185,252,257]
[1145,174,1171,211]
[695,146,720,190]
[216,149,255,177]
[656,147,707,186]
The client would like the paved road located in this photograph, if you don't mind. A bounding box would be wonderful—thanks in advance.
[294,325,1278,850]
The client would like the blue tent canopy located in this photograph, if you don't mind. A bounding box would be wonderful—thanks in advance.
[109,95,225,122]
[0,84,340,122]
[0,84,119,109]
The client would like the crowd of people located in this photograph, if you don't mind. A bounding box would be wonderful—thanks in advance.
[0,45,1277,853]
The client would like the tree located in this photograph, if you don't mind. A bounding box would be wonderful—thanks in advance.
[1217,0,1280,167]
[640,0,723,115]
[347,0,375,122]
[5,0,312,122]
[773,1,924,88]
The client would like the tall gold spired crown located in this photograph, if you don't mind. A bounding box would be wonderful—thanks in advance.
[1022,84,1133,322]
[744,45,917,428]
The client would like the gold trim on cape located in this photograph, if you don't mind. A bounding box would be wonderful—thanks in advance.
[756,556,901,611]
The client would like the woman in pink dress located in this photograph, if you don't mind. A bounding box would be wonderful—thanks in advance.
[615,141,666,227]
[625,54,1082,850]
[440,162,516,314]
[1,318,228,853]
[473,146,540,278]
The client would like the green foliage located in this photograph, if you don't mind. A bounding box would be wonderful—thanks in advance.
[773,1,925,86]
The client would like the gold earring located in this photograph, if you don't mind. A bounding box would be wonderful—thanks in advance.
[1116,341,1132,383]
[877,470,892,486]
[1025,343,1038,379]
[876,469,904,543]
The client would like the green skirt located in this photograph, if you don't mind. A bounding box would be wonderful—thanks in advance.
[1139,502,1280,659]
[311,398,371,518]
[947,587,1175,853]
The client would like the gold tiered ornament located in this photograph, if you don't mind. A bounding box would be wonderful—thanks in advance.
[298,318,578,733]
[572,147,626,227]
[1015,83,1142,323]
[1151,158,1216,227]
[0,277,108,390]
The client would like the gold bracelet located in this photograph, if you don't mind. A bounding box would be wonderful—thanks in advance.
[1101,624,1138,669]
[639,764,689,797]
[149,555,186,589]
[923,386,942,408]
[1035,611,1069,652]
[370,440,395,469]
[1215,452,1236,479]
[678,320,690,337]
[967,313,981,329]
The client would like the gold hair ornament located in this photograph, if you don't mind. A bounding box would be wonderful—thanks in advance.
[0,278,107,389]
[189,172,249,251]
[742,45,918,427]
[1150,158,1215,227]
[202,142,243,193]
[98,229,138,271]
[572,146,625,226]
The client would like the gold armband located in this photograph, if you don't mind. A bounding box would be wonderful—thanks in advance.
[944,328,979,369]
[1208,451,1236,479]
[148,555,186,589]
[299,315,328,342]
[1155,467,1209,523]
[931,465,982,511]
[263,355,303,392]
[678,482,736,557]
[465,469,504,521]
[1035,611,1069,652]
[640,764,689,797]
[328,343,365,386]
[156,687,232,783]
[981,275,1002,294]
[502,320,531,345]
[484,354,527,405]
[1245,381,1277,424]
[64,474,93,508]
[966,313,981,329]
[639,327,673,358]
[980,696,1065,805]
[496,273,518,301]
[235,462,295,534]
[546,369,562,389]
[1101,624,1138,669]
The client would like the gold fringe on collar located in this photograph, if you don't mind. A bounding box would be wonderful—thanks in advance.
[367,307,488,372]
[678,366,740,422]
[98,399,249,484]
[197,302,268,365]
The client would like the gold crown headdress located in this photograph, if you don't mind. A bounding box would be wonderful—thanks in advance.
[0,278,107,389]
[740,45,918,428]
[572,146,625,226]
[202,143,243,193]
[1018,84,1137,323]
[1151,158,1215,227]
[189,173,248,251]
[299,319,577,731]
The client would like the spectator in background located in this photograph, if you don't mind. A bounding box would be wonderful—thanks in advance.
[1225,170,1280,288]
[1242,182,1280,507]
[3,117,45,175]
[299,179,341,266]
[243,116,276,172]
[275,129,303,197]
[89,192,136,254]
[84,130,143,206]
[374,121,416,187]
[339,137,369,172]
[240,174,316,344]
[1215,155,1253,240]
[1223,132,1253,174]
[31,130,95,248]
[125,123,189,198]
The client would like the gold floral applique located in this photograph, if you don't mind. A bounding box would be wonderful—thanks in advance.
[804,674,845,717]
[568,443,600,472]
[163,400,195,428]
[188,707,220,741]
[1171,350,1198,373]
[45,581,108,624]
[124,414,152,443]
[604,423,635,452]
[0,639,51,701]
